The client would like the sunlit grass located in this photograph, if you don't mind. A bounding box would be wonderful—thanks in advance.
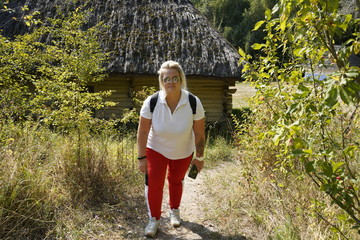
[202,161,349,240]
[0,122,145,239]
[232,81,256,109]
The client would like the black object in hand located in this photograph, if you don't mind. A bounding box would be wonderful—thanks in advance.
[188,164,199,179]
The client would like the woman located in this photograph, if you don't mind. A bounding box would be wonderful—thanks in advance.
[137,60,205,237]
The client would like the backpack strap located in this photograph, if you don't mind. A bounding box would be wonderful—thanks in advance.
[188,92,197,115]
[150,91,159,113]
[149,91,196,114]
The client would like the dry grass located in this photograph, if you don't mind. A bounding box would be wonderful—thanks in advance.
[202,160,357,240]
[0,123,147,239]
[2,80,357,239]
[202,80,360,239]
[232,82,257,109]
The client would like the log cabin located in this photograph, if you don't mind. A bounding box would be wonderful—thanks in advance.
[0,0,242,123]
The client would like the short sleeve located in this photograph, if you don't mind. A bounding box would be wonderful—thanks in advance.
[194,96,205,121]
[140,95,152,119]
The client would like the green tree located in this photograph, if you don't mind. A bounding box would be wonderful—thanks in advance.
[238,0,360,236]
[192,0,251,48]
[192,0,357,53]
[240,0,277,53]
[0,6,114,131]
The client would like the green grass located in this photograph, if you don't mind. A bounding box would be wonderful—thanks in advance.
[204,136,238,168]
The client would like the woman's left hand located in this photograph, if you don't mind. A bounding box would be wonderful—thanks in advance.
[138,158,148,174]
[193,158,204,172]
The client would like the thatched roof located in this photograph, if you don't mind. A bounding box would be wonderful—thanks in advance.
[0,0,242,78]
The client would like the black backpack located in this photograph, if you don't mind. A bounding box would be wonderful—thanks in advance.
[150,91,196,114]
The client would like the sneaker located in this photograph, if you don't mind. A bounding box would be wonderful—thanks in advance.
[169,209,181,227]
[145,217,160,237]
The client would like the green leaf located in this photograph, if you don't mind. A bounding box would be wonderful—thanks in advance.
[303,149,313,154]
[339,88,350,105]
[253,20,265,31]
[293,48,303,57]
[292,149,304,155]
[252,43,265,50]
[280,19,287,31]
[343,146,357,156]
[266,8,272,20]
[271,4,279,15]
[238,48,246,58]
[326,0,339,13]
[286,102,299,114]
[298,84,310,92]
[320,161,333,177]
[259,72,270,78]
[273,134,281,146]
[344,71,359,77]
[337,214,348,221]
[306,104,317,113]
[305,161,315,173]
[332,162,345,173]
[324,87,338,108]
[345,81,360,93]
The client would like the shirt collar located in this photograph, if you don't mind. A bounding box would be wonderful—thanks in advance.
[159,89,188,106]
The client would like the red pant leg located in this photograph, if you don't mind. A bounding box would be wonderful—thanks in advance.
[145,148,168,220]
[167,154,192,209]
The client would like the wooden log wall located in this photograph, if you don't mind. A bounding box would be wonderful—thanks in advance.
[93,74,131,119]
[187,78,224,122]
[93,74,237,122]
[187,76,236,122]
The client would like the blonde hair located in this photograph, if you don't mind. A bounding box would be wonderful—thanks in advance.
[158,60,187,92]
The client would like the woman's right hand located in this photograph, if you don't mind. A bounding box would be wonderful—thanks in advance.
[138,158,148,174]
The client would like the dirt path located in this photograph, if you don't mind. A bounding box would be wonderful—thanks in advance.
[151,170,219,239]
[128,166,249,239]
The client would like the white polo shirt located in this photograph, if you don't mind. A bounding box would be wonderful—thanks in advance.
[140,89,205,160]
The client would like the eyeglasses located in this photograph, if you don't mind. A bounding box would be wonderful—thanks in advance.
[162,76,180,83]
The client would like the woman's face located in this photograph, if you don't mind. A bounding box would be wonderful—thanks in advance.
[162,68,181,94]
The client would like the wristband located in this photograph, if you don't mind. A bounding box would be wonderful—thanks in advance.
[195,156,204,161]
[137,156,147,160]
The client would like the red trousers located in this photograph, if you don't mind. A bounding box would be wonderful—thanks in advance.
[145,148,192,220]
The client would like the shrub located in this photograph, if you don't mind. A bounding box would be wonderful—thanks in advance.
[235,0,360,238]
[0,6,114,131]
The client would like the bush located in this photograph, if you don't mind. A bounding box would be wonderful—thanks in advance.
[234,0,360,238]
[0,6,114,131]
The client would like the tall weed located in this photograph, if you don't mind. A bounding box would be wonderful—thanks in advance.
[203,160,351,239]
[0,122,58,239]
[0,121,143,239]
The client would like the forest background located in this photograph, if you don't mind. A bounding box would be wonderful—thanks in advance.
[1,0,360,239]
[191,0,358,54]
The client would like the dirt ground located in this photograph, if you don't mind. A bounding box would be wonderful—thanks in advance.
[154,171,216,239]
[131,169,248,240]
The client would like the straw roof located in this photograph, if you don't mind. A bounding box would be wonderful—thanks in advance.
[0,0,242,78]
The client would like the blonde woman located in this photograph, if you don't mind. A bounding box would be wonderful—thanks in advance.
[137,60,205,237]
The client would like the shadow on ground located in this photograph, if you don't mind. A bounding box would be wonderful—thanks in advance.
[146,219,249,240]
[183,220,248,240]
